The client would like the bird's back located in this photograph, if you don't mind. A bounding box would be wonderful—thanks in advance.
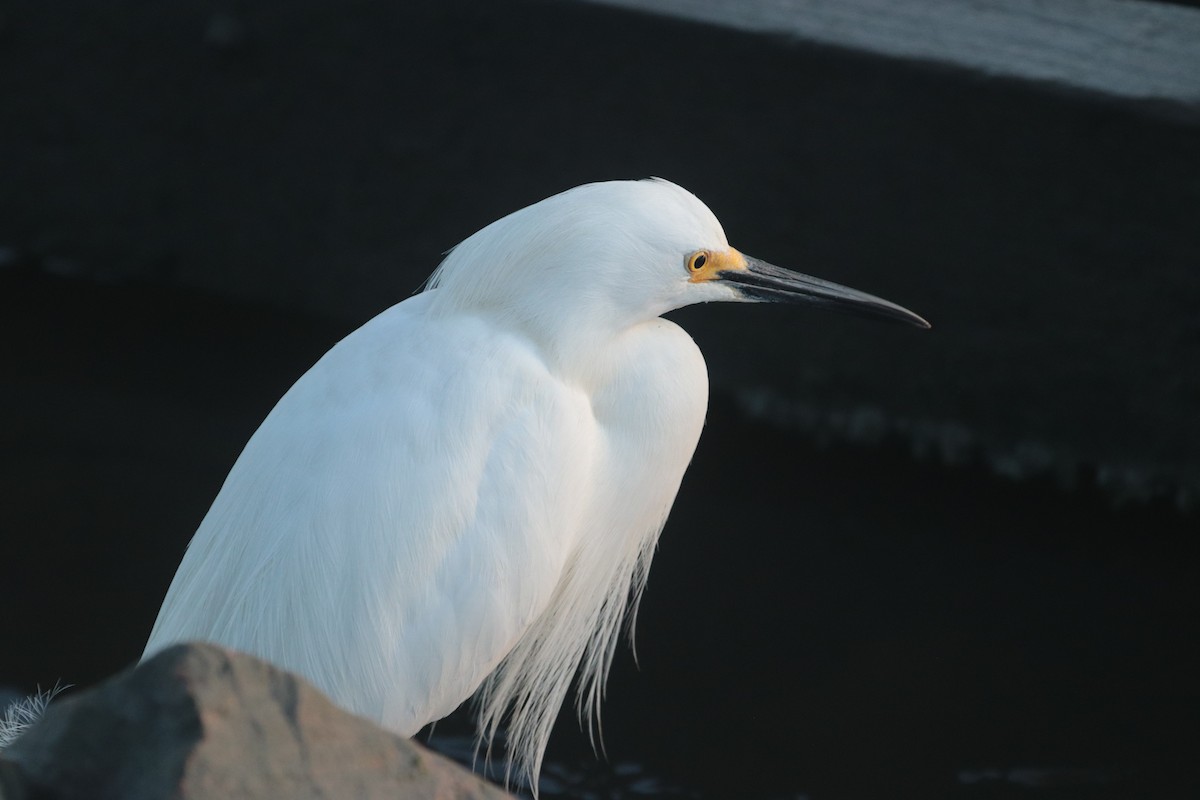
[143,290,709,761]
[145,292,593,729]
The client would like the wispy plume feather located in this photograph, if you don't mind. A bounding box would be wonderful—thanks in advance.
[0,683,68,750]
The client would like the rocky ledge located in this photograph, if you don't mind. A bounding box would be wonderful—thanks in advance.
[0,643,512,800]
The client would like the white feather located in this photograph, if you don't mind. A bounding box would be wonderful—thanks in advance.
[142,177,927,787]
[144,179,736,788]
[0,684,67,750]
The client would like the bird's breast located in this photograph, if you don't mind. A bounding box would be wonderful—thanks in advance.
[583,319,709,501]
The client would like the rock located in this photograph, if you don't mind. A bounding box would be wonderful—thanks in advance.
[0,643,513,800]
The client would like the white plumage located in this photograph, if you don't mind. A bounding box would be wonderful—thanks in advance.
[144,178,927,787]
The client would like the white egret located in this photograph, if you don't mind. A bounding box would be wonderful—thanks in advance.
[143,178,928,786]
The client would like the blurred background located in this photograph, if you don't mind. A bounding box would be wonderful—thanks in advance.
[2,0,1198,797]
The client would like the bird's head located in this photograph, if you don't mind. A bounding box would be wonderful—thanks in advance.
[426,179,929,347]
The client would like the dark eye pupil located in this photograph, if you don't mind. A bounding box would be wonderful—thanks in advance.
[693,254,707,270]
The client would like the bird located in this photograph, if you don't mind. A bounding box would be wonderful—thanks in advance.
[142,178,929,788]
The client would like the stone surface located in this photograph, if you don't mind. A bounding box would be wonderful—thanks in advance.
[591,0,1200,101]
[0,644,513,800]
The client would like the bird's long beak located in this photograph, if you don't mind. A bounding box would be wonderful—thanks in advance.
[719,255,931,329]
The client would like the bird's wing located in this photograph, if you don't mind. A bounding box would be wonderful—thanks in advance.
[144,293,594,733]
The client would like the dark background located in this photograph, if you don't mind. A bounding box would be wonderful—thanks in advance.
[3,1,1198,798]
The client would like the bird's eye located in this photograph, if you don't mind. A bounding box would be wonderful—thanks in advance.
[687,252,708,272]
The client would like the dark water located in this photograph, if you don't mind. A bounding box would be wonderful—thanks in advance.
[3,271,1198,798]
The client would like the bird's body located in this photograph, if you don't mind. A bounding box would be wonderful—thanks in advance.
[147,289,706,761]
[145,179,927,786]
